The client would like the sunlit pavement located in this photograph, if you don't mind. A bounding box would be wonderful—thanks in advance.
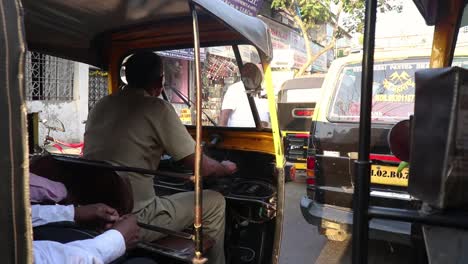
[280,181,412,264]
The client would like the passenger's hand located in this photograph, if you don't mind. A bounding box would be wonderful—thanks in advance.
[113,214,140,249]
[221,160,237,174]
[74,203,119,229]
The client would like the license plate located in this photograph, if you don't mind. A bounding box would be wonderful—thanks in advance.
[371,165,409,187]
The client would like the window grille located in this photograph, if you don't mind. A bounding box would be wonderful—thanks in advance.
[25,52,74,101]
[88,69,109,110]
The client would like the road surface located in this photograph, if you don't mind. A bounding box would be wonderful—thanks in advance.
[280,181,412,264]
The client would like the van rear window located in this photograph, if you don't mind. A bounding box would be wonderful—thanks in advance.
[329,59,425,123]
[281,88,322,103]
[329,58,468,123]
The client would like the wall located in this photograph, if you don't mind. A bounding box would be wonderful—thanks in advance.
[26,63,89,144]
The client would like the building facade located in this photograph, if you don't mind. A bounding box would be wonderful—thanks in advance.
[25,52,90,144]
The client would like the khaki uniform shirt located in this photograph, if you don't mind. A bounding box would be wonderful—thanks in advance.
[83,87,195,212]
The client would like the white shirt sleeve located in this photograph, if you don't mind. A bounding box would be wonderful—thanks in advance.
[33,229,126,264]
[221,82,242,111]
[31,205,75,227]
[254,97,270,123]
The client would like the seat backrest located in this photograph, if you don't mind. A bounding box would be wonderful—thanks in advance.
[30,155,134,215]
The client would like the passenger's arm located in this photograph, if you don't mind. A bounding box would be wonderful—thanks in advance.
[218,109,233,126]
[31,205,74,227]
[33,214,139,264]
[32,204,119,228]
[33,229,126,264]
[181,153,237,177]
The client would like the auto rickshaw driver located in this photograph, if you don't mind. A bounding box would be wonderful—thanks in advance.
[83,51,238,264]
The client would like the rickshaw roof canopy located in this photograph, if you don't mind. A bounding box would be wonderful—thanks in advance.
[413,0,468,26]
[23,0,272,68]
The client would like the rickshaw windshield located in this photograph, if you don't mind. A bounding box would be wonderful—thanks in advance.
[150,45,270,128]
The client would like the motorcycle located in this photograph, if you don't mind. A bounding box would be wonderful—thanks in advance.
[40,118,84,156]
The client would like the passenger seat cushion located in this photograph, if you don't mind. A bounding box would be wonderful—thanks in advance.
[30,155,134,215]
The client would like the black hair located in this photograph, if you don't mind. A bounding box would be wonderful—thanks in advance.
[124,51,162,89]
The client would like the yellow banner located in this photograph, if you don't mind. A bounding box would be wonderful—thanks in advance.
[179,108,192,124]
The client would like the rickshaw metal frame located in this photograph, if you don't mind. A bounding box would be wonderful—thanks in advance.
[190,3,204,261]
[0,0,32,262]
[352,0,468,263]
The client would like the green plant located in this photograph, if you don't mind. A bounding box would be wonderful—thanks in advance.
[271,0,402,76]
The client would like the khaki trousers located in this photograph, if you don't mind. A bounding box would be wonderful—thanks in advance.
[136,190,226,264]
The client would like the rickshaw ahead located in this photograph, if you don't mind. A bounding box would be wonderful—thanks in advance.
[277,74,324,181]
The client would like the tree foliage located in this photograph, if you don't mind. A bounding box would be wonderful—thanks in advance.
[271,0,402,76]
[272,0,333,30]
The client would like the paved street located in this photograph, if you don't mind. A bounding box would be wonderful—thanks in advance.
[280,182,412,264]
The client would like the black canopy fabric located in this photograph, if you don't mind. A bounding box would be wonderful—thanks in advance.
[23,0,272,68]
[413,0,468,26]
[412,0,439,25]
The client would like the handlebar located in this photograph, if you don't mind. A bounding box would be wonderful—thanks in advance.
[40,118,66,132]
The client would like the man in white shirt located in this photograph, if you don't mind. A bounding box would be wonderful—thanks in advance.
[32,203,142,264]
[219,63,265,127]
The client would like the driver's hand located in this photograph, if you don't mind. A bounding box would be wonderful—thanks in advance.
[74,203,119,229]
[221,160,237,174]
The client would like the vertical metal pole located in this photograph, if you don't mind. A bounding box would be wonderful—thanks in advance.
[352,0,377,263]
[0,0,32,262]
[232,45,244,71]
[429,0,464,68]
[190,3,205,263]
[262,62,285,264]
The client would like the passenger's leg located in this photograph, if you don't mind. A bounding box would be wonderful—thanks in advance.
[137,190,226,264]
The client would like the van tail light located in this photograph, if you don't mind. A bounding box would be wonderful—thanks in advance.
[306,177,316,185]
[293,133,309,139]
[369,154,401,162]
[306,156,316,186]
[292,108,314,118]
[289,166,296,181]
